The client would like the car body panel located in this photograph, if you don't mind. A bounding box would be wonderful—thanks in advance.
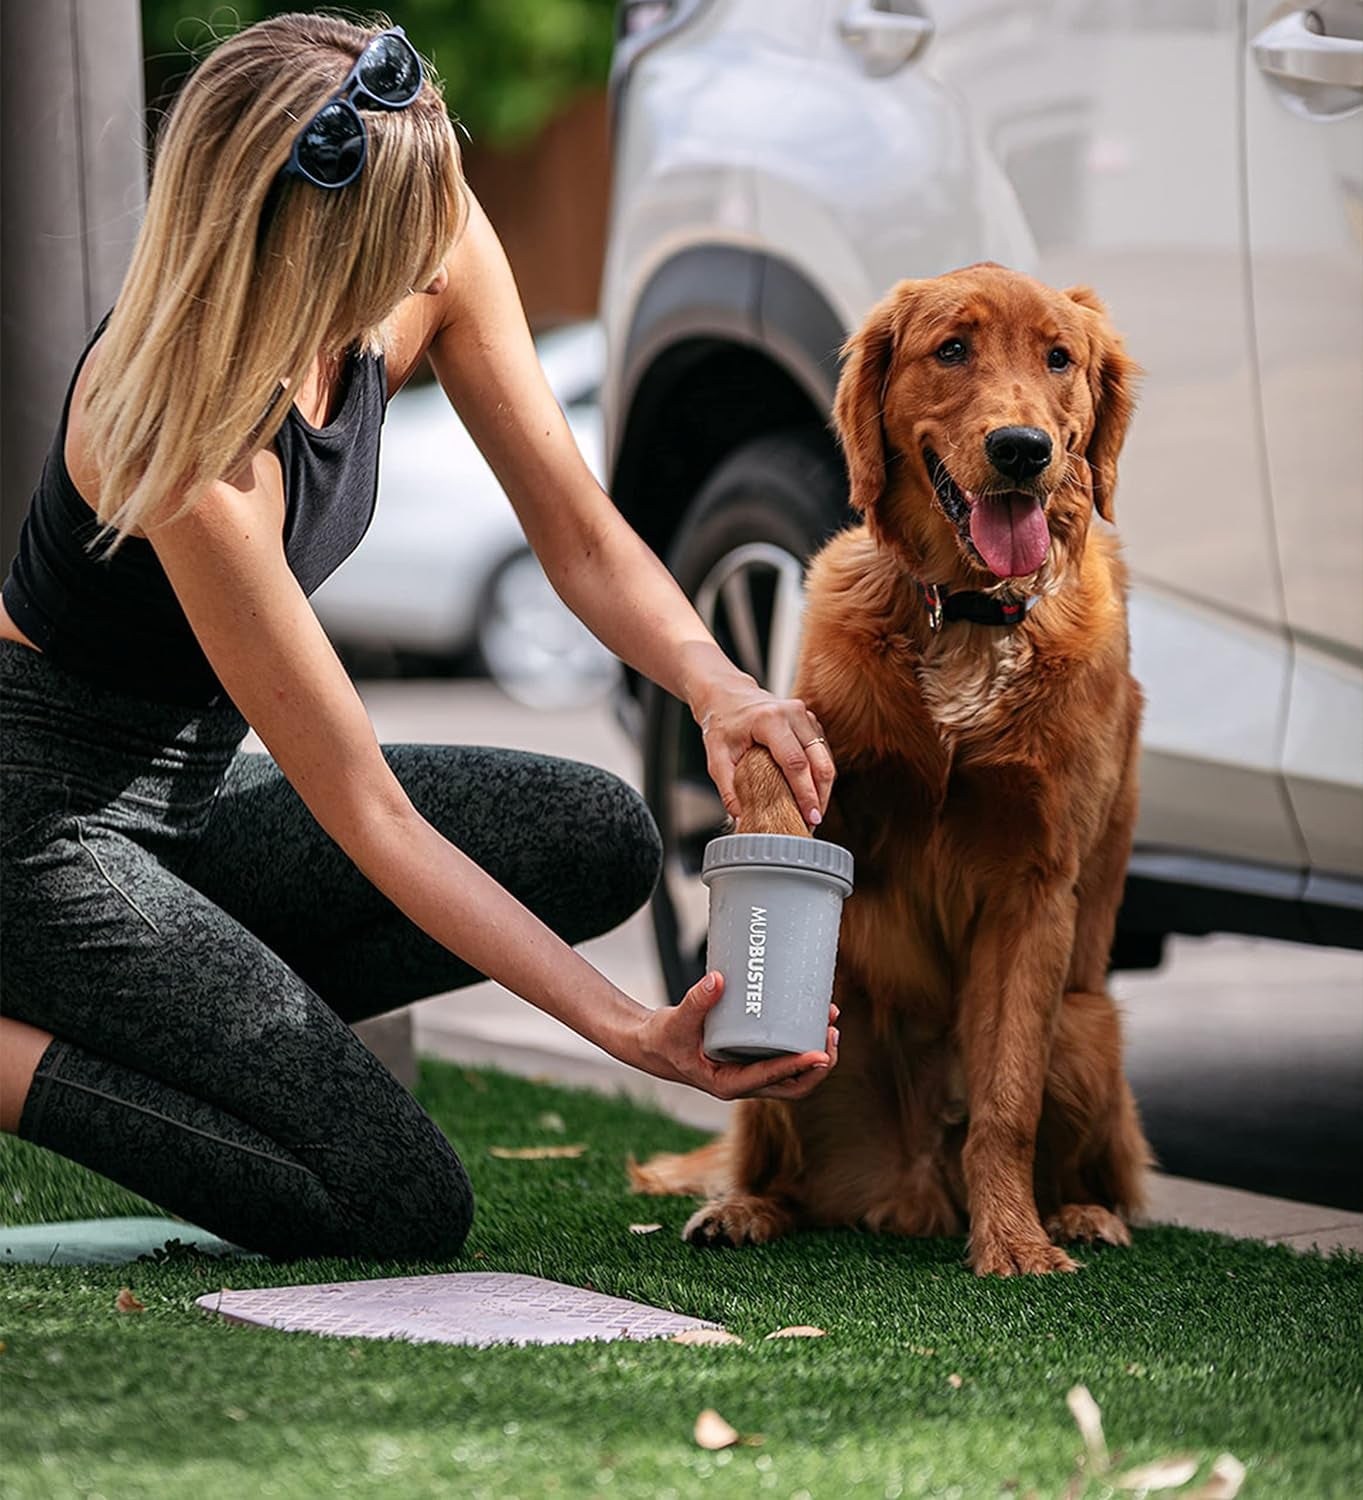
[1245,0,1363,878]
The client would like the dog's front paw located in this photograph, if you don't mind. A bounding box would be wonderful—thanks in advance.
[970,1223,1081,1276]
[682,1196,791,1249]
[1045,1204,1131,1247]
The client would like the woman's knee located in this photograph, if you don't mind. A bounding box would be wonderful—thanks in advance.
[353,1136,476,1262]
[545,773,661,946]
[593,774,663,919]
[396,1163,476,1260]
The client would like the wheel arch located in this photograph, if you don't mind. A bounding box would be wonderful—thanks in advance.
[609,245,848,566]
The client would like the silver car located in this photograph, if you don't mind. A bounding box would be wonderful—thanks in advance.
[601,0,1363,993]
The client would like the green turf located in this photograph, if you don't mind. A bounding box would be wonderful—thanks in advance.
[1,1061,1359,1499]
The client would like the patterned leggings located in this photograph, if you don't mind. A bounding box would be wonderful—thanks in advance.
[1,642,661,1260]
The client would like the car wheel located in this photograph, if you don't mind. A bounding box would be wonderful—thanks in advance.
[643,429,851,999]
[477,547,621,709]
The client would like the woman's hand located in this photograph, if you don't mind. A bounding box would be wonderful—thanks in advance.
[691,668,836,829]
[620,973,840,1102]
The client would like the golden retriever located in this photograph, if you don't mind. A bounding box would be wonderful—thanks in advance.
[631,264,1154,1275]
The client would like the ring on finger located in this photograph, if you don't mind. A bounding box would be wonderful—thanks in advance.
[802,736,826,749]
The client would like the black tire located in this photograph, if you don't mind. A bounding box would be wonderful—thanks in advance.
[642,428,851,1000]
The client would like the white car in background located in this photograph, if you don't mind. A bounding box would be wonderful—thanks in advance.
[602,0,1363,994]
[312,321,619,707]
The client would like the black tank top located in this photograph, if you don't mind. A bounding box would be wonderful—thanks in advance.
[2,320,388,706]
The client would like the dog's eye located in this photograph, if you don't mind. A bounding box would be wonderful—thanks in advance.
[1047,347,1071,371]
[936,339,968,365]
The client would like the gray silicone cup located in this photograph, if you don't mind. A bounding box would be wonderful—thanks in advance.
[700,834,854,1062]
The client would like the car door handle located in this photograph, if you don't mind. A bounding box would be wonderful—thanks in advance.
[1252,10,1363,92]
[838,0,933,77]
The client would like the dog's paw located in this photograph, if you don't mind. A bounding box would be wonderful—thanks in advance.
[682,1197,791,1249]
[970,1225,1082,1276]
[1045,1204,1131,1247]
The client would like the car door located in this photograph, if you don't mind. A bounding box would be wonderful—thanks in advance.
[1244,0,1363,894]
[880,0,1307,874]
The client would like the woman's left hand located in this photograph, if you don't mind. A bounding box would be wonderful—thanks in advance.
[692,669,836,829]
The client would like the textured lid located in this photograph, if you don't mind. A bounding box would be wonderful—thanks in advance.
[701,833,854,890]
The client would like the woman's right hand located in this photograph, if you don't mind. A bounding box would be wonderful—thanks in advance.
[621,972,840,1102]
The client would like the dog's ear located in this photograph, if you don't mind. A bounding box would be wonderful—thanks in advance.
[833,288,905,514]
[1065,285,1140,522]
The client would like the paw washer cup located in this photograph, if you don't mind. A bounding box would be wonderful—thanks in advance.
[700,833,855,1062]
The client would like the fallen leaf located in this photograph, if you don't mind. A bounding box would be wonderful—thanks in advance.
[628,1223,663,1235]
[488,1144,587,1160]
[908,1345,937,1357]
[114,1288,145,1314]
[1184,1454,1247,1500]
[672,1328,743,1346]
[1111,1455,1199,1491]
[461,1070,488,1092]
[694,1408,739,1450]
[946,1372,963,1389]
[738,1433,766,1447]
[1066,1385,1109,1472]
[537,1111,566,1133]
[223,1406,247,1422]
[764,1325,826,1339]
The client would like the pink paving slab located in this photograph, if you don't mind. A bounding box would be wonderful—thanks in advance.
[196,1271,726,1347]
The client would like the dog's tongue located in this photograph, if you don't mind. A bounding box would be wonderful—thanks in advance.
[968,493,1050,579]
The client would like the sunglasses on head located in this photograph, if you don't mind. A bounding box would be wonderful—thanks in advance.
[278,26,424,191]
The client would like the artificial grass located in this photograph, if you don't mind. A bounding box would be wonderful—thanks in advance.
[0,1060,1358,1500]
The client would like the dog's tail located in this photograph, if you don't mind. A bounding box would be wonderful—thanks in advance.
[627,1138,732,1198]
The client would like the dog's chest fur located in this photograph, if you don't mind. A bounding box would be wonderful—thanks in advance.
[914,627,1033,747]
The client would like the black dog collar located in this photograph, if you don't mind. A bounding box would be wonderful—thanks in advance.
[917,581,1038,632]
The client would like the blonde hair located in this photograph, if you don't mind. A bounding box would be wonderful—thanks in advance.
[85,12,465,546]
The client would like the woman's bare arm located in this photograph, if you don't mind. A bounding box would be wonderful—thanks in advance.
[423,196,835,828]
[145,469,834,1100]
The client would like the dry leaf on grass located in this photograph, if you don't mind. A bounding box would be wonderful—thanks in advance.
[1111,1455,1200,1491]
[628,1223,663,1235]
[536,1111,566,1133]
[487,1144,587,1160]
[672,1328,743,1346]
[694,1408,739,1449]
[1066,1384,1109,1471]
[764,1325,826,1339]
[115,1288,145,1314]
[947,1373,964,1389]
[1184,1454,1247,1499]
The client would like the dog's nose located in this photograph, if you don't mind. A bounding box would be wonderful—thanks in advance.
[985,426,1052,481]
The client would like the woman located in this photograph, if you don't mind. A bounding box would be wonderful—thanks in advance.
[0,15,838,1260]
